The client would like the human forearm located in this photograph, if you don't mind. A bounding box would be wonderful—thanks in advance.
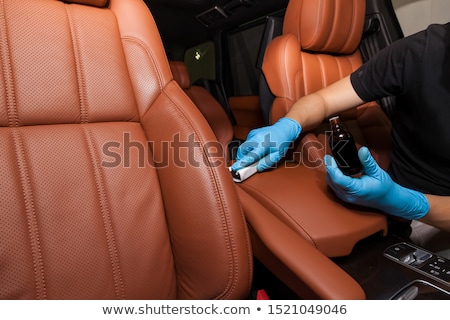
[420,195,450,232]
[286,76,364,130]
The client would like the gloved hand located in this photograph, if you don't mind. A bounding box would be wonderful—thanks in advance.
[231,117,302,172]
[325,146,429,220]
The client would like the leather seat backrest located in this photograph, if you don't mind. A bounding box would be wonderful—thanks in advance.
[262,0,391,169]
[263,0,366,122]
[169,61,234,161]
[0,0,252,299]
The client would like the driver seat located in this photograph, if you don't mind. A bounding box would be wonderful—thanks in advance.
[0,0,252,299]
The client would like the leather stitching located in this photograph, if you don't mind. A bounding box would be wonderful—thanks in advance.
[122,36,164,92]
[336,55,344,79]
[83,126,125,299]
[238,183,318,248]
[341,0,358,53]
[121,37,164,118]
[11,128,47,299]
[65,4,89,124]
[0,0,18,127]
[229,183,254,293]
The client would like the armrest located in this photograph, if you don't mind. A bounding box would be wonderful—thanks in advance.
[236,186,366,300]
[238,164,387,257]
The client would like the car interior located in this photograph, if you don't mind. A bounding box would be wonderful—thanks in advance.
[1,0,450,300]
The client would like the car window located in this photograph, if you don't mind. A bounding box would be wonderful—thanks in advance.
[392,0,450,36]
[184,41,216,84]
[225,23,266,96]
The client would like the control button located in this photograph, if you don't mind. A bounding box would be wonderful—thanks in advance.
[420,257,450,283]
[384,244,416,261]
[431,270,440,277]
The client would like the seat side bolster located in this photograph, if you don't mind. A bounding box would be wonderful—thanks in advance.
[236,186,366,300]
[262,34,302,102]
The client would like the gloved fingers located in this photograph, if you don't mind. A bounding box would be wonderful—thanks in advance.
[325,172,355,203]
[324,155,361,194]
[237,129,277,158]
[255,151,282,171]
[230,158,249,172]
[231,154,258,171]
[323,154,335,168]
[358,147,381,178]
[231,118,301,172]
[324,155,351,186]
[232,144,268,171]
[236,138,258,158]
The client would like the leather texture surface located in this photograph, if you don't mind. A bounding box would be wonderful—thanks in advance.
[65,0,108,7]
[237,187,366,299]
[228,95,264,141]
[0,0,252,299]
[239,164,388,258]
[283,0,366,54]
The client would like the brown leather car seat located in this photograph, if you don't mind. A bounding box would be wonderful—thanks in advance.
[0,0,252,299]
[262,0,391,169]
[236,0,389,264]
[169,61,234,161]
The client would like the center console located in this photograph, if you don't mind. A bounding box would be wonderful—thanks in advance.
[334,233,450,299]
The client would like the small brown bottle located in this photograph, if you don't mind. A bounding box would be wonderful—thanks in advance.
[328,116,362,176]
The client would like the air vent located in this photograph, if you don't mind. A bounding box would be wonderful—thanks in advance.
[196,6,228,27]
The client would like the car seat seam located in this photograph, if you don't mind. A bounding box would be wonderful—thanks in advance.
[239,183,318,248]
[317,54,327,89]
[280,36,291,99]
[83,126,126,299]
[65,4,89,124]
[229,185,254,293]
[11,128,47,299]
[342,0,358,53]
[336,55,344,79]
[0,0,18,127]
[122,36,164,92]
[347,53,360,72]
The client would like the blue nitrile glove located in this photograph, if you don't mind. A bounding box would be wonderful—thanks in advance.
[324,146,429,220]
[231,117,302,172]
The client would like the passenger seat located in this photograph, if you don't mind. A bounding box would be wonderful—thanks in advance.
[0,0,252,299]
[169,61,234,161]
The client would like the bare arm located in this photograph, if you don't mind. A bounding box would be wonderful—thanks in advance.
[420,195,450,232]
[285,75,364,130]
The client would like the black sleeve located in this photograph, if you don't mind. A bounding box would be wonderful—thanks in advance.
[350,34,421,102]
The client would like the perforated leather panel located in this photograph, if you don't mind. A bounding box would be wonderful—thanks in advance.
[0,0,252,300]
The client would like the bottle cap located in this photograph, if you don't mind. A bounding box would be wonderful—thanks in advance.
[329,116,340,122]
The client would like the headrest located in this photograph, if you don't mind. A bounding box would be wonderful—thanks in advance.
[169,61,191,90]
[63,0,108,7]
[283,0,366,54]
